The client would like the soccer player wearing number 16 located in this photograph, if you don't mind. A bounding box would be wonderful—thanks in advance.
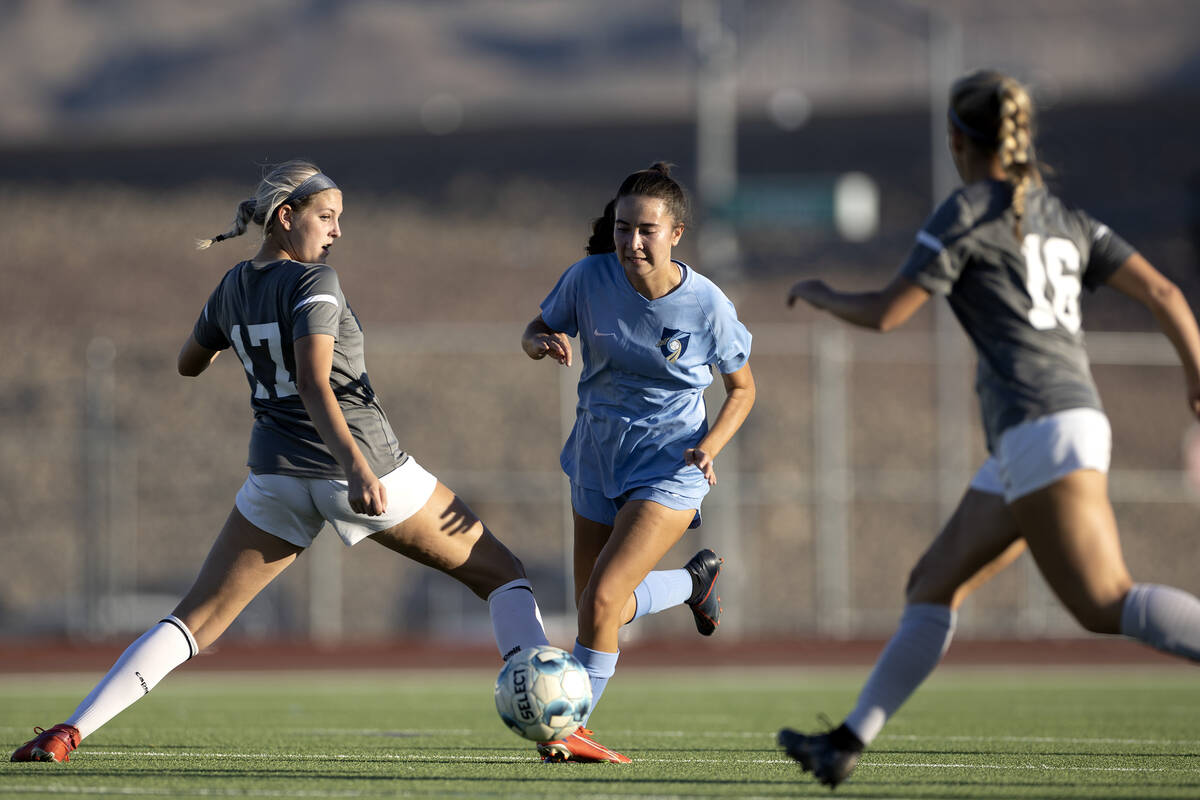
[780,70,1200,789]
[11,160,550,763]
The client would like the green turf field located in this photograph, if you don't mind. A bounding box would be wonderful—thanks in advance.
[1,666,1198,799]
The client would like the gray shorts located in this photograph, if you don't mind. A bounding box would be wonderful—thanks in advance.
[969,408,1111,503]
[235,457,438,548]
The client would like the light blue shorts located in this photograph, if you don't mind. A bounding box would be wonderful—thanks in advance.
[571,482,703,529]
[969,408,1112,503]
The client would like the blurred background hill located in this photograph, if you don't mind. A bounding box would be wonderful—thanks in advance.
[2,0,1199,648]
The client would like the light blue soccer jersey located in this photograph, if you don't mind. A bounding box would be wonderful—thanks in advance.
[539,253,751,499]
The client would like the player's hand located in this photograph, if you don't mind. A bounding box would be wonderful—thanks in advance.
[523,331,572,366]
[348,468,387,516]
[684,448,717,486]
[1189,386,1200,421]
[787,279,831,309]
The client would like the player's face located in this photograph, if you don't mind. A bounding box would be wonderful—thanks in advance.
[281,188,342,263]
[947,122,968,181]
[613,194,684,278]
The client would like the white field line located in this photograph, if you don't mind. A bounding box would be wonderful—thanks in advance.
[0,788,806,800]
[881,733,1200,747]
[617,730,1200,747]
[34,750,1200,774]
[9,726,1200,748]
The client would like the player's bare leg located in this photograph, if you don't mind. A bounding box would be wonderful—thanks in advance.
[781,488,1024,787]
[576,500,696,654]
[1010,470,1130,633]
[369,481,548,660]
[369,481,527,598]
[13,509,301,762]
[546,502,696,763]
[1014,470,1200,659]
[174,509,304,649]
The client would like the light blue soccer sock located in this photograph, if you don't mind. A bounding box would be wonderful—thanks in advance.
[843,603,956,746]
[487,579,550,661]
[630,569,694,623]
[65,615,198,740]
[1120,583,1200,661]
[572,640,619,724]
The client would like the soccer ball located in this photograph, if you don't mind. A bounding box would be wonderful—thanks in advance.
[494,645,591,742]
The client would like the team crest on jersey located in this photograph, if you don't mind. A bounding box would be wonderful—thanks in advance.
[657,328,690,362]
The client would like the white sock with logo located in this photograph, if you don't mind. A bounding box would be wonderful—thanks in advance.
[488,579,549,661]
[65,616,198,740]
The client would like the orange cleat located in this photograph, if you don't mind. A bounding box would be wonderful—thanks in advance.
[538,727,631,763]
[10,724,80,763]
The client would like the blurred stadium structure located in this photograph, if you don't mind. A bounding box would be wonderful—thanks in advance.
[2,0,1200,646]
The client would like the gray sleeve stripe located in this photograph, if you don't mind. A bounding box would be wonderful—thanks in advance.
[1092,223,1111,242]
[294,294,338,312]
[916,230,945,253]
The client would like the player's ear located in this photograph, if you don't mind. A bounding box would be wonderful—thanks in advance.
[948,126,968,158]
[276,203,294,232]
[671,223,685,246]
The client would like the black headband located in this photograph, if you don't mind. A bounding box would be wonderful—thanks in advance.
[949,107,993,144]
[284,172,338,206]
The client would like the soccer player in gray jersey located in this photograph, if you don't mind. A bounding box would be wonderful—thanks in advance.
[12,160,550,764]
[778,70,1200,789]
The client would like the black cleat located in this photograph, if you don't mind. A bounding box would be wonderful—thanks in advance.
[777,728,861,789]
[683,548,723,636]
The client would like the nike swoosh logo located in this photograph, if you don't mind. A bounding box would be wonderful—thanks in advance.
[593,328,615,337]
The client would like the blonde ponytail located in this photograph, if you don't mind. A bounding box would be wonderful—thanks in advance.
[196,160,331,250]
[996,78,1040,221]
[196,198,260,250]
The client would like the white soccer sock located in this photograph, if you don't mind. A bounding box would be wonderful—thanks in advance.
[66,616,198,740]
[488,579,549,661]
[1121,583,1200,661]
[843,603,956,746]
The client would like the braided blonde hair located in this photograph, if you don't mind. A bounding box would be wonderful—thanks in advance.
[196,160,324,250]
[950,70,1042,230]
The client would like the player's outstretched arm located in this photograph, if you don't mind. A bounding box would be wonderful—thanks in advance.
[787,274,930,333]
[1106,253,1200,419]
[522,314,572,366]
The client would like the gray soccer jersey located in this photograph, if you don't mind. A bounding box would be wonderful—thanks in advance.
[193,260,406,479]
[899,180,1135,451]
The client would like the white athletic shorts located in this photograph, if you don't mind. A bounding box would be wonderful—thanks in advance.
[234,457,439,548]
[969,408,1111,503]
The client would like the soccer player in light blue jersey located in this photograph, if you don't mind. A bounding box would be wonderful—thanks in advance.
[780,70,1200,790]
[12,161,551,764]
[522,163,756,763]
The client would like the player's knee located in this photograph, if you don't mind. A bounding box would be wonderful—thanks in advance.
[577,584,624,632]
[1067,600,1123,635]
[905,557,948,605]
[487,542,527,582]
[1057,577,1130,635]
[454,538,529,600]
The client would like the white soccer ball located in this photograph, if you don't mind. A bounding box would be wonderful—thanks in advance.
[494,645,592,742]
